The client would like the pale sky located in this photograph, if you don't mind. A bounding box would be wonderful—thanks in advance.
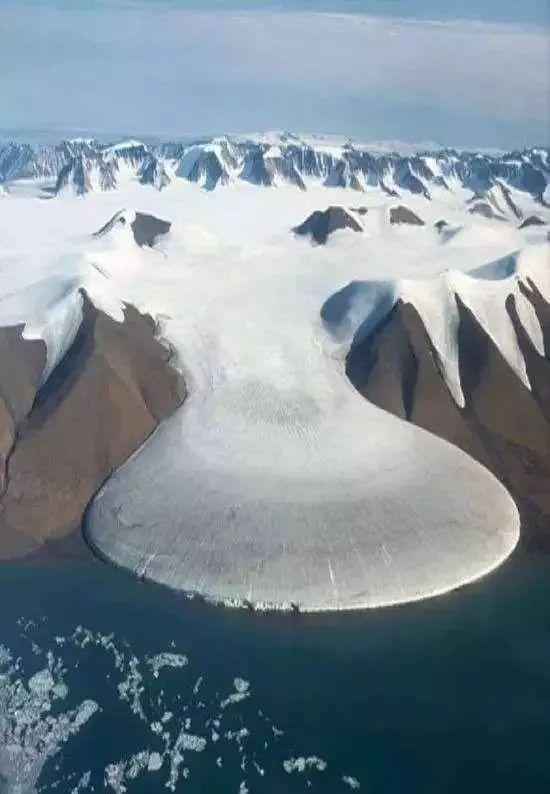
[1,0,548,148]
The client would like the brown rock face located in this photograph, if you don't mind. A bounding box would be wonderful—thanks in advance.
[347,287,550,548]
[293,206,363,244]
[131,212,171,247]
[389,206,425,226]
[468,202,506,221]
[519,215,546,229]
[94,210,171,247]
[0,292,186,558]
[0,327,46,495]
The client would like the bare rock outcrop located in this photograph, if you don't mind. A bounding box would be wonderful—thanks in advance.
[94,210,171,247]
[389,206,425,226]
[0,328,45,494]
[468,201,506,221]
[293,206,363,244]
[131,212,171,247]
[519,215,546,229]
[0,292,185,557]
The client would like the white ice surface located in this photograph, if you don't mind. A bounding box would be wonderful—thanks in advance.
[0,179,546,609]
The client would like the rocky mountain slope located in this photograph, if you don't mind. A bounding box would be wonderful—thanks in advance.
[324,245,550,548]
[0,214,185,558]
[0,292,185,558]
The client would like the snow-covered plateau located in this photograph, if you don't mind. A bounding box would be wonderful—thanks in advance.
[1,132,549,610]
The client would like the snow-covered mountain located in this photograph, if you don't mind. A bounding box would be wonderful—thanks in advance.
[1,133,548,207]
[330,245,550,543]
[0,137,548,610]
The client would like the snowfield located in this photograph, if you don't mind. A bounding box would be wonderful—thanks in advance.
[0,160,548,609]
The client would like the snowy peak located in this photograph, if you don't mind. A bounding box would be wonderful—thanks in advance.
[0,141,64,182]
[340,243,550,547]
[55,151,117,195]
[0,134,548,205]
[176,147,230,190]
[93,210,171,247]
[103,139,149,162]
[324,244,550,409]
[240,148,274,187]
[53,139,152,195]
[138,154,170,190]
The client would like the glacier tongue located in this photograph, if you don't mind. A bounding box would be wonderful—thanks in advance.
[1,172,543,609]
[80,183,534,611]
[87,369,519,610]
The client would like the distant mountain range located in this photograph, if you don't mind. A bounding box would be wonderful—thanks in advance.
[0,133,548,204]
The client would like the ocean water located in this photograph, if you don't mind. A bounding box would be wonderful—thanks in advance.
[0,544,549,793]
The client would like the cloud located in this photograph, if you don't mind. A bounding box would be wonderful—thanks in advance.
[0,2,548,147]
[206,13,548,122]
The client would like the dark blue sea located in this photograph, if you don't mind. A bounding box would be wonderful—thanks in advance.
[0,542,548,793]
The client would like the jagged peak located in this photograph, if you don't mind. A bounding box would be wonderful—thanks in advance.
[1,135,548,206]
[92,209,170,248]
[323,243,550,408]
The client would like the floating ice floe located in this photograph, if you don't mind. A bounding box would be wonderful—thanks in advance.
[1,618,361,792]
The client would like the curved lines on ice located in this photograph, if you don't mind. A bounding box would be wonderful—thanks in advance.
[88,399,520,610]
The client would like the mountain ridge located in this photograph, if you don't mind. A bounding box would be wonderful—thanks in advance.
[1,133,548,205]
[325,244,550,547]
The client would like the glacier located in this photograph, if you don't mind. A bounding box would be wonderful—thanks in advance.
[0,137,548,609]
